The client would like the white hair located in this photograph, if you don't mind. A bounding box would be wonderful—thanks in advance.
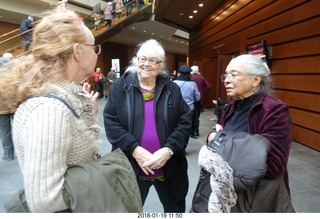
[191,65,199,74]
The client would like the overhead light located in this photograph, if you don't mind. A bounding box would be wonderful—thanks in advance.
[193,10,197,13]
[179,13,184,16]
[199,4,203,7]
[189,15,193,19]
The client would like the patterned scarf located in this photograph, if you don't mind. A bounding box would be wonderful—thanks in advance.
[141,88,155,101]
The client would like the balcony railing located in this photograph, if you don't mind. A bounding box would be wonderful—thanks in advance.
[0,1,152,57]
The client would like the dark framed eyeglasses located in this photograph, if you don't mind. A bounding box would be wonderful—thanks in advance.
[82,44,101,55]
[138,56,162,65]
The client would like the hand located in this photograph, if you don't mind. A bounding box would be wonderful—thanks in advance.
[208,132,216,142]
[215,124,223,132]
[82,82,99,114]
[132,146,154,175]
[142,148,171,171]
[207,124,224,142]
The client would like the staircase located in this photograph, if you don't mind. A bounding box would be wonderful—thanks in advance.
[0,2,153,57]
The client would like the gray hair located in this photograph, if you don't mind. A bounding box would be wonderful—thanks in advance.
[231,54,273,95]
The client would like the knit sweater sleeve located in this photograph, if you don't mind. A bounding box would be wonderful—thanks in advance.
[13,98,74,212]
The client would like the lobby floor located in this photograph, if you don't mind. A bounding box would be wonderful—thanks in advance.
[0,99,319,213]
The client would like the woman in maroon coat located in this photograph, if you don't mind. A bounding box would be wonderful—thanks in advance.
[207,54,293,212]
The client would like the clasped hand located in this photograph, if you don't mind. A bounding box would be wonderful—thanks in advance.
[133,146,171,175]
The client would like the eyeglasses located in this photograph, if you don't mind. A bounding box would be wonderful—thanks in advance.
[138,56,162,65]
[82,44,101,55]
[220,73,241,82]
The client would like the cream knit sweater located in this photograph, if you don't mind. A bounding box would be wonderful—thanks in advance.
[12,81,100,212]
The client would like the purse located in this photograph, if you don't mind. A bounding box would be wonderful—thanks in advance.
[208,130,295,212]
[208,130,271,193]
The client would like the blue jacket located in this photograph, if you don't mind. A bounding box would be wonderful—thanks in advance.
[19,18,34,33]
[103,71,192,201]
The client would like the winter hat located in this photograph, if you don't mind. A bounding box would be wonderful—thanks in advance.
[179,65,192,73]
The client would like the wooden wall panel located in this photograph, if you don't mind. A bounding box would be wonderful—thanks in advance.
[273,75,320,92]
[272,57,320,74]
[293,126,319,151]
[246,0,320,40]
[271,38,320,58]
[250,17,320,45]
[277,91,320,113]
[290,108,320,131]
[189,0,320,151]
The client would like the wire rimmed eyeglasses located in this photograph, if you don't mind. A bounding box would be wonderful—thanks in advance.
[82,44,101,55]
[138,56,162,65]
[220,73,240,82]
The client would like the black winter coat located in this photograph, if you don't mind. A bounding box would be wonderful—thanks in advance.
[103,71,192,200]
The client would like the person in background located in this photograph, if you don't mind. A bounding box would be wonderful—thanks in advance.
[173,65,201,138]
[207,54,293,212]
[19,15,35,51]
[124,0,134,17]
[0,53,14,161]
[103,39,192,212]
[137,0,144,10]
[107,67,117,84]
[0,7,100,212]
[92,2,104,30]
[190,65,211,136]
[104,2,114,27]
[89,67,105,99]
[170,69,178,81]
[114,0,124,19]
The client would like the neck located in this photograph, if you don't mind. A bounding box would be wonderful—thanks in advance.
[139,79,156,91]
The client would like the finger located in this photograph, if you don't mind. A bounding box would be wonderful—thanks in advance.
[142,159,154,167]
[145,166,154,175]
[141,167,149,175]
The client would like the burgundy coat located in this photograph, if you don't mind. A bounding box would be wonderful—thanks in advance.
[218,92,292,194]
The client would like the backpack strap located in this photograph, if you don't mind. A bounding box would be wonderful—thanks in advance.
[27,94,80,119]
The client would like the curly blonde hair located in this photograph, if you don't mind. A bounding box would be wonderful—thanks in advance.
[0,7,88,110]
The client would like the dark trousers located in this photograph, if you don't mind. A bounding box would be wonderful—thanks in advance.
[138,179,186,212]
[22,32,32,51]
[105,19,112,27]
[95,82,104,98]
[0,113,14,160]
[192,101,202,135]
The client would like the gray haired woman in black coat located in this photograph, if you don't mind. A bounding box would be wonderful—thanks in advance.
[103,39,192,212]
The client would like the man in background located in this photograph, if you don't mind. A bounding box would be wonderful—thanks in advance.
[0,53,15,160]
[190,65,211,136]
[92,2,104,30]
[174,65,201,138]
[88,67,105,99]
[19,15,35,51]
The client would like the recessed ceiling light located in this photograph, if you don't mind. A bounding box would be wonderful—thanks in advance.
[179,13,184,16]
[193,10,197,13]
[199,4,203,7]
[189,15,193,19]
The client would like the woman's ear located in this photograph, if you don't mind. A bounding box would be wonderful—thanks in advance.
[253,75,262,87]
[72,43,82,61]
